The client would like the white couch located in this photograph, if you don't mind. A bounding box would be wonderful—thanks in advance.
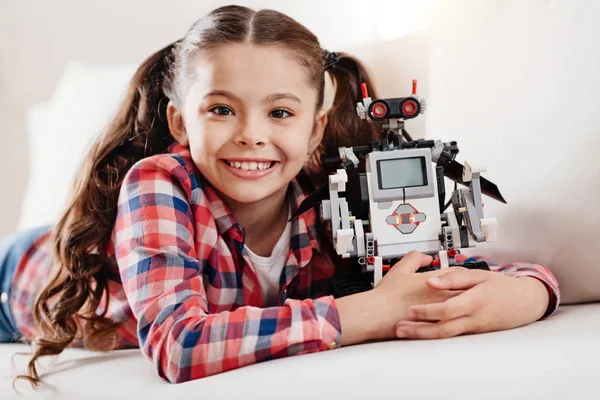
[3,1,599,398]
[3,304,599,399]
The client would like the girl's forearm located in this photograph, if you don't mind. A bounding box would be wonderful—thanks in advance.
[336,289,391,346]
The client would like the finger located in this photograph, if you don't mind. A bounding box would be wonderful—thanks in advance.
[431,288,466,305]
[395,316,472,339]
[408,294,476,322]
[395,320,435,338]
[422,267,465,279]
[426,269,491,290]
[393,251,433,274]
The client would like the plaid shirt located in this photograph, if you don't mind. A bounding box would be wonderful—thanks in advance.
[10,144,560,383]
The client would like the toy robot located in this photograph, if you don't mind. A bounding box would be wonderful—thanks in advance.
[293,81,506,297]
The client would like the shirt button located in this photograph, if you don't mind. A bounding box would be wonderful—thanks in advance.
[329,341,337,349]
[0,292,8,304]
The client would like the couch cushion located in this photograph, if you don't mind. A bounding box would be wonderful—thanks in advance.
[2,304,599,400]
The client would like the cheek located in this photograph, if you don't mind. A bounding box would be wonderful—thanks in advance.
[279,121,314,159]
[185,120,226,167]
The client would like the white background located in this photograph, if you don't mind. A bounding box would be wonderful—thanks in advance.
[0,0,598,302]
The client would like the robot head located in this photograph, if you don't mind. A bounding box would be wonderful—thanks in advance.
[368,97,422,121]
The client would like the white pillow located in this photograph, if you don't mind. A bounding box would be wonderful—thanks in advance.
[19,62,137,230]
[425,1,600,304]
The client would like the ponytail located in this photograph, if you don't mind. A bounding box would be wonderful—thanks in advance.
[18,41,178,387]
[311,52,381,169]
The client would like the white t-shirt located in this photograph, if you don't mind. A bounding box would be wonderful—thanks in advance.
[244,213,292,307]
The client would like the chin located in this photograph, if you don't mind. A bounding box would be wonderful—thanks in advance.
[219,183,280,204]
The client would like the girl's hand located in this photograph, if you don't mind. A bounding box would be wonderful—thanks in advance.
[338,251,464,346]
[367,252,465,340]
[394,268,550,340]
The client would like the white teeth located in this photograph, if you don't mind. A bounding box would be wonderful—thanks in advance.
[226,160,273,171]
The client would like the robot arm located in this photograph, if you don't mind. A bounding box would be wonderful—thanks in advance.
[446,161,498,246]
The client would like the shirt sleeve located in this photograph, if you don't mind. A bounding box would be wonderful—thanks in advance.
[458,254,560,320]
[114,155,341,384]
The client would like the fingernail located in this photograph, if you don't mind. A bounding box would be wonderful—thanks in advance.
[428,277,441,284]
[396,330,408,338]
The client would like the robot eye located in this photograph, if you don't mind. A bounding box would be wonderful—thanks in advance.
[370,101,388,119]
[402,99,419,117]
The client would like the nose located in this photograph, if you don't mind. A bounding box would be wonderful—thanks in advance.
[235,115,268,148]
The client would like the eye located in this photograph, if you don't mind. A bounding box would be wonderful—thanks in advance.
[209,105,234,116]
[269,108,293,119]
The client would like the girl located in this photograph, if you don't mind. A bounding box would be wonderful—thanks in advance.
[1,5,558,385]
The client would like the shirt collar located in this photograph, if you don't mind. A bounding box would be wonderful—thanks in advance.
[169,144,323,257]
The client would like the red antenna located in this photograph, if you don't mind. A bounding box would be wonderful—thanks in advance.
[412,79,418,95]
[361,83,369,99]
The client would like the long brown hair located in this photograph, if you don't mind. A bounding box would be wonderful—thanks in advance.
[19,4,380,385]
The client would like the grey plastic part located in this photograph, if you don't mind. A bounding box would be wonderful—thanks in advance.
[441,225,457,265]
[430,141,444,163]
[366,233,375,257]
[360,174,369,203]
[321,200,332,221]
[442,226,452,248]
[460,226,471,248]
[471,173,484,219]
[378,201,393,210]
[444,209,464,249]
[342,147,360,168]
[340,201,351,230]
[460,189,485,242]
[340,199,355,254]
[367,148,435,202]
[329,181,341,240]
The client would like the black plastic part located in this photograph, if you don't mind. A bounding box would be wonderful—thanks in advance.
[416,260,491,274]
[342,160,354,169]
[360,173,369,205]
[289,183,327,221]
[436,165,445,211]
[331,260,491,298]
[400,139,436,150]
[416,265,439,273]
[459,225,470,248]
[461,261,491,271]
[390,131,402,149]
[439,159,507,204]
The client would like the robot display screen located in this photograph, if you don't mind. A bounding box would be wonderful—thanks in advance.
[377,157,427,189]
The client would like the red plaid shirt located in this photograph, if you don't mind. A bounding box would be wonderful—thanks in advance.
[10,144,560,383]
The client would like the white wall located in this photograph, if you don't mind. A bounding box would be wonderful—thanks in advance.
[426,0,600,303]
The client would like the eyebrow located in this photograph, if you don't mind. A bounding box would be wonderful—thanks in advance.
[204,90,302,104]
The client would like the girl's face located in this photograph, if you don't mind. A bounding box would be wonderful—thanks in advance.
[168,43,327,205]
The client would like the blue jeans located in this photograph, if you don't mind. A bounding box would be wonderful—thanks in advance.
[0,226,51,343]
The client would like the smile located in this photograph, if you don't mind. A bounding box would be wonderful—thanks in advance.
[223,159,276,171]
[220,159,279,180]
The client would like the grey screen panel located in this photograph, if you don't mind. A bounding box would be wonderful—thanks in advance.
[377,157,427,189]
